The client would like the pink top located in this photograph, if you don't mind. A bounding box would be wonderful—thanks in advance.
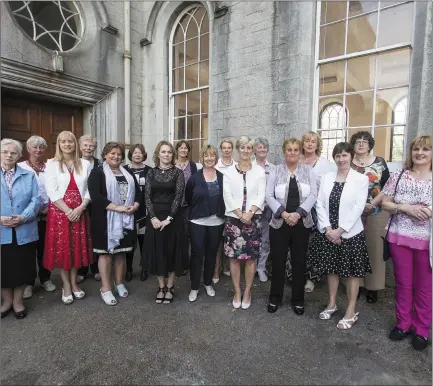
[382,169,432,250]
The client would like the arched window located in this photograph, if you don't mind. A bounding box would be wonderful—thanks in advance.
[319,103,347,160]
[8,1,83,52]
[391,97,407,162]
[169,5,209,162]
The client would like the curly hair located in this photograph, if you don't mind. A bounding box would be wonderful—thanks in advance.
[282,138,302,153]
[128,144,147,162]
[153,140,176,167]
[349,131,375,152]
[101,142,125,161]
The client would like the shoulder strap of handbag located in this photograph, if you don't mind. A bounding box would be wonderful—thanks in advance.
[384,169,405,240]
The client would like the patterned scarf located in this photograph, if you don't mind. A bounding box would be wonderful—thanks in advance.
[3,168,15,199]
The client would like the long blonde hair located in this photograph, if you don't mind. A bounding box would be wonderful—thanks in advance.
[54,131,82,174]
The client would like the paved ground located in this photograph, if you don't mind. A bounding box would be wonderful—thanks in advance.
[1,258,431,385]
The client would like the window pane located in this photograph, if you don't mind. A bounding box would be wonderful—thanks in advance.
[319,22,346,59]
[172,68,185,92]
[378,3,413,47]
[187,91,201,115]
[188,139,202,163]
[318,97,345,129]
[376,48,410,89]
[346,55,375,93]
[173,24,184,44]
[349,1,378,17]
[347,13,377,54]
[200,35,209,62]
[185,64,198,89]
[186,37,198,65]
[345,91,374,127]
[193,7,206,30]
[200,13,209,34]
[319,61,345,96]
[201,115,208,139]
[393,97,407,125]
[199,60,209,87]
[201,89,209,115]
[174,94,186,117]
[186,13,199,39]
[372,126,405,162]
[186,115,201,140]
[174,117,186,140]
[172,42,184,69]
[380,1,406,9]
[347,127,372,144]
[374,87,408,125]
[320,2,347,24]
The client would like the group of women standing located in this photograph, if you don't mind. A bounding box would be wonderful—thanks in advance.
[1,130,431,352]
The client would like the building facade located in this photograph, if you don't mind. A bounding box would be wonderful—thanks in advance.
[1,1,431,166]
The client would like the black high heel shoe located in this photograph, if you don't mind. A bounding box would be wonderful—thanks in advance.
[267,303,279,313]
[366,290,378,304]
[140,269,148,281]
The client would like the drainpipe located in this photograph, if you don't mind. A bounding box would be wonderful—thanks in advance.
[124,2,131,146]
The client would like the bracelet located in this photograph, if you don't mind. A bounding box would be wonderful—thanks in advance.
[166,216,173,222]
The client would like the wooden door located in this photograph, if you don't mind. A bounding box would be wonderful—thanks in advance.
[1,94,83,160]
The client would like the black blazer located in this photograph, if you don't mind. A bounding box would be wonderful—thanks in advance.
[185,169,225,220]
[88,165,141,251]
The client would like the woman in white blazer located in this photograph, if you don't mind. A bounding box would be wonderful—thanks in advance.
[43,131,93,305]
[223,136,266,310]
[308,142,371,329]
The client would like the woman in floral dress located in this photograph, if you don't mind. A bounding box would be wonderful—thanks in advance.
[222,136,266,309]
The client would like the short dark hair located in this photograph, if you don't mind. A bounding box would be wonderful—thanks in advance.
[128,144,147,162]
[101,142,125,161]
[332,142,354,160]
[349,131,375,151]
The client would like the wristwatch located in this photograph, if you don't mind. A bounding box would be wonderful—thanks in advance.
[167,216,173,222]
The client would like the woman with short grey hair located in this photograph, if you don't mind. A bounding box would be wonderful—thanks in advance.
[18,136,56,299]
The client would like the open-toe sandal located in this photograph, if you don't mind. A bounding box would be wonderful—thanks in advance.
[156,287,166,304]
[114,283,129,298]
[319,305,338,320]
[163,286,174,304]
[100,288,117,306]
[337,312,359,330]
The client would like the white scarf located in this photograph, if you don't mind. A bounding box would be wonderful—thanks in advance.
[103,162,135,253]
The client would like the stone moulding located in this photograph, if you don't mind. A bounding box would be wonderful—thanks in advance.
[1,58,114,106]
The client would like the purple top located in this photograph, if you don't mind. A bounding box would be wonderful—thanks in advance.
[382,169,432,250]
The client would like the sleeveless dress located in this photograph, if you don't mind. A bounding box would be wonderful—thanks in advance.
[44,170,93,270]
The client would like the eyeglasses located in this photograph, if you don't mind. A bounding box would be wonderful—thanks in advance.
[355,140,369,146]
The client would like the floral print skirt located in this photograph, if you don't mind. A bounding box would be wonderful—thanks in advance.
[224,215,262,260]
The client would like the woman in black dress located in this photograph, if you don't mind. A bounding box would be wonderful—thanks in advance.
[124,144,151,282]
[88,142,140,306]
[309,142,371,329]
[142,141,185,304]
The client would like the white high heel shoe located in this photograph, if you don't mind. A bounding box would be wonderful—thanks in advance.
[72,289,85,299]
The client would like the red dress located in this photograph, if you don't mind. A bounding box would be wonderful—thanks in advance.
[44,170,93,270]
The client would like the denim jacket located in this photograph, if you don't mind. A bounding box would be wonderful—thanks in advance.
[266,163,317,229]
[1,166,41,245]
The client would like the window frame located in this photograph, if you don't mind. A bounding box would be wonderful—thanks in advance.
[168,4,210,161]
[313,1,416,162]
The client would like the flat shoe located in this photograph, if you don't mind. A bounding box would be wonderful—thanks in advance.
[412,334,429,351]
[115,283,128,298]
[14,309,27,319]
[232,297,241,309]
[319,305,338,320]
[389,327,410,341]
[72,289,85,299]
[337,312,359,330]
[62,289,74,305]
[267,303,278,313]
[293,306,304,315]
[100,288,117,306]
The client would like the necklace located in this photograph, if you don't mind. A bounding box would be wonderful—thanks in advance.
[65,162,74,171]
[28,159,45,174]
[159,165,172,174]
[221,159,233,167]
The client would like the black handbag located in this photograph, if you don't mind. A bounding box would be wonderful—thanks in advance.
[381,170,405,261]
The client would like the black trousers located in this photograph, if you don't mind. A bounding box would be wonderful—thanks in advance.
[29,220,51,285]
[126,234,144,272]
[189,222,224,290]
[269,221,310,307]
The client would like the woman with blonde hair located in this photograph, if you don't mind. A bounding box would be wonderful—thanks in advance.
[382,135,432,351]
[142,141,185,304]
[185,145,225,302]
[43,131,93,305]
[223,136,266,309]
